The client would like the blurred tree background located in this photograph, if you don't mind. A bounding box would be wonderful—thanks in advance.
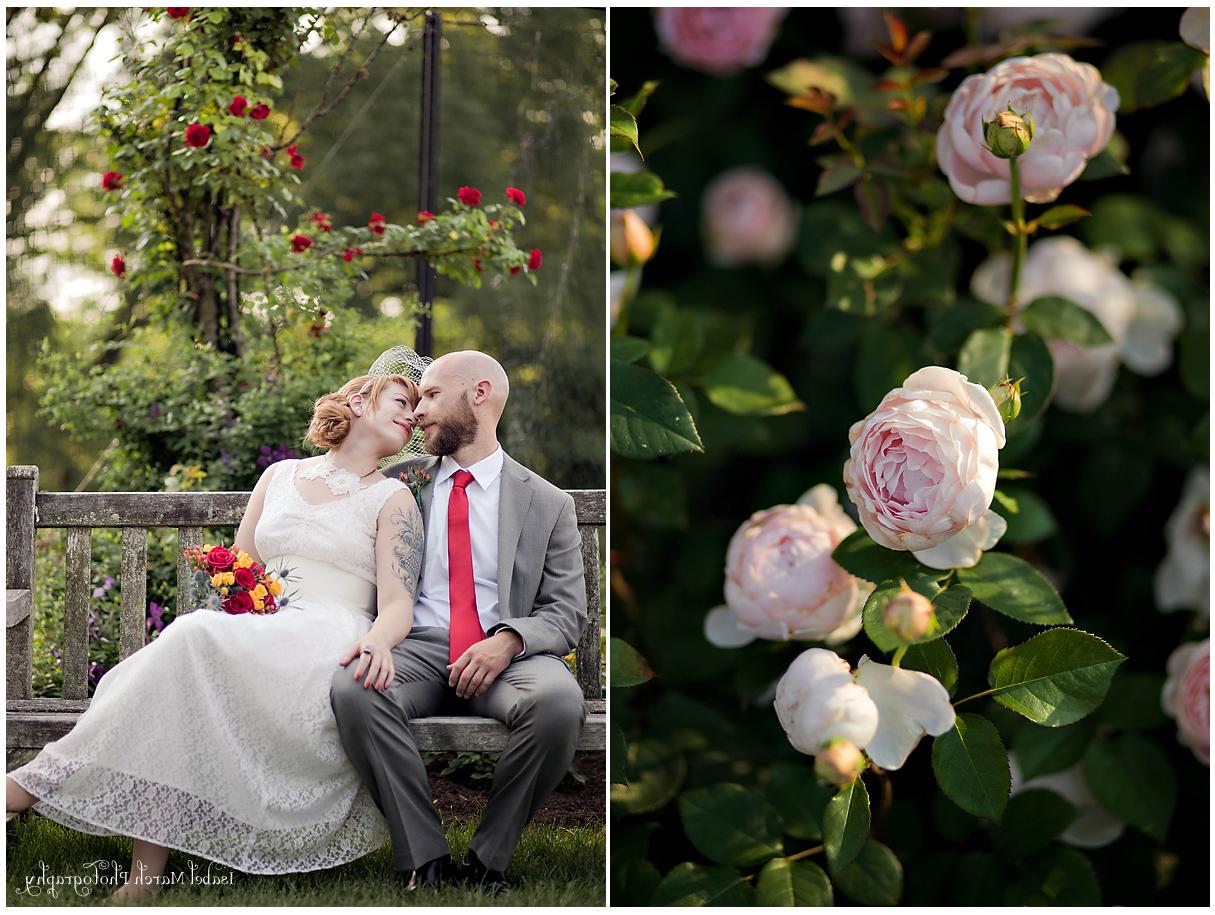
[7,6,606,493]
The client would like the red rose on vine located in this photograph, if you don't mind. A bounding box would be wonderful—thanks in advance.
[458,186,482,206]
[369,212,387,235]
[286,143,303,169]
[528,248,542,271]
[101,171,123,191]
[290,234,312,253]
[184,123,211,148]
[312,212,333,232]
[342,246,363,262]
[417,211,434,224]
[228,96,248,116]
[506,186,526,206]
[166,8,190,19]
[249,102,270,120]
[110,255,126,279]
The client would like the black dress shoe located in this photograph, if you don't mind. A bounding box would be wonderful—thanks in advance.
[403,854,456,892]
[462,849,510,894]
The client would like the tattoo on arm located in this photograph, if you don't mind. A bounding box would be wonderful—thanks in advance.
[390,504,424,598]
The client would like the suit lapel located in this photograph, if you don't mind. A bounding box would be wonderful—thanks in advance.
[416,456,441,529]
[496,453,532,617]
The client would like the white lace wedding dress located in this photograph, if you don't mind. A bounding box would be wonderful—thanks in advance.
[8,460,408,874]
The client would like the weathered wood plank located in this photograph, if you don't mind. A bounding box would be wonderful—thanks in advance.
[7,708,607,753]
[6,698,604,716]
[37,489,606,527]
[37,492,249,527]
[63,529,91,700]
[576,525,603,698]
[6,467,37,701]
[177,527,204,614]
[6,590,32,628]
[119,528,147,660]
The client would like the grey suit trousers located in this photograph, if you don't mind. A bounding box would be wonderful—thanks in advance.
[330,626,585,873]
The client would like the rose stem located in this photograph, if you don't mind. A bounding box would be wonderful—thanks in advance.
[1006,155,1027,320]
[891,645,908,668]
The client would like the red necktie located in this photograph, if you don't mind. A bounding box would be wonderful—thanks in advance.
[448,469,484,663]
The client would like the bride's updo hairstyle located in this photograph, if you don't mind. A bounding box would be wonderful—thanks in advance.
[306,373,417,449]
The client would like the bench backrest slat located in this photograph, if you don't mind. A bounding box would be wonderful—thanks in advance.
[6,467,37,701]
[577,526,602,694]
[63,528,91,700]
[119,528,148,659]
[177,527,204,615]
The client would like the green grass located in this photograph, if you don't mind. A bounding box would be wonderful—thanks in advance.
[6,816,604,906]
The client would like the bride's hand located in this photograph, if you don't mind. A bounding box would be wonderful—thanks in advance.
[337,636,396,691]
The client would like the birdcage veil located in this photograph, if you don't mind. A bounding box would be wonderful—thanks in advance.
[368,345,432,463]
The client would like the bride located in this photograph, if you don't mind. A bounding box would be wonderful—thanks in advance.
[6,372,424,899]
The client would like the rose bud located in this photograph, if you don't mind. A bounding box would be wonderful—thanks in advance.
[883,582,935,642]
[983,108,1035,159]
[528,248,542,271]
[814,740,866,788]
[989,377,1023,423]
[610,210,656,266]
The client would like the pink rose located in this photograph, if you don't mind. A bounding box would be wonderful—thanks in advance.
[843,366,1006,569]
[936,53,1118,205]
[705,485,866,645]
[1163,639,1210,765]
[654,8,787,76]
[701,167,797,267]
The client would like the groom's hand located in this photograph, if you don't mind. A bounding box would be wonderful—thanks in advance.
[448,631,524,699]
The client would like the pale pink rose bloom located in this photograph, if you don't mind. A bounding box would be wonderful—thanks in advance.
[936,53,1119,205]
[971,237,1184,413]
[701,167,797,267]
[1010,755,1126,847]
[853,656,955,770]
[843,366,1007,569]
[774,648,879,755]
[1163,639,1210,764]
[654,8,787,76]
[1155,467,1210,617]
[704,485,865,646]
[1181,7,1210,52]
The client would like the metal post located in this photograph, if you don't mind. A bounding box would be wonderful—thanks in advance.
[415,9,441,357]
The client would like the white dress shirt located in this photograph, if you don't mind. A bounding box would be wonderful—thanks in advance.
[411,447,503,633]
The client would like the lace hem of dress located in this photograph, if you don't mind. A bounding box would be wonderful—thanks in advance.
[10,750,389,875]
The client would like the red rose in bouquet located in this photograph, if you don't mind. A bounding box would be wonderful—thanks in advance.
[205,545,237,571]
[224,592,254,615]
[232,567,256,589]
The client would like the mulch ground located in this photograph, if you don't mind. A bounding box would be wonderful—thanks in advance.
[428,752,605,828]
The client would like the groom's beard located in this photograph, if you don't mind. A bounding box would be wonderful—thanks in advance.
[424,393,479,456]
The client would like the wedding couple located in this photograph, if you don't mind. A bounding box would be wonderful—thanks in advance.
[5,349,588,899]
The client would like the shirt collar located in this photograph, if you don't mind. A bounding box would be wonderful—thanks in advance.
[435,446,504,490]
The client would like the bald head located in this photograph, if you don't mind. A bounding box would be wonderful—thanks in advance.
[423,350,509,421]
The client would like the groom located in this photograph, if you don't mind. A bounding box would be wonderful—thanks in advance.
[330,350,587,893]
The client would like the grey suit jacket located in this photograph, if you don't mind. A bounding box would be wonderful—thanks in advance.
[383,451,587,659]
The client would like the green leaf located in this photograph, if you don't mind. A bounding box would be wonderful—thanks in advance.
[1081,135,1131,181]
[823,777,869,872]
[862,576,971,652]
[903,639,959,696]
[610,336,650,364]
[609,104,640,154]
[756,859,833,906]
[610,637,655,687]
[1095,672,1169,730]
[825,251,901,314]
[610,361,703,460]
[992,789,1079,862]
[1019,296,1113,347]
[991,486,1057,545]
[1035,205,1089,231]
[678,784,785,866]
[610,171,676,209]
[652,863,754,907]
[931,713,1011,822]
[957,326,1012,388]
[1005,331,1054,429]
[1083,733,1177,842]
[621,79,660,117]
[957,552,1071,625]
[831,529,930,585]
[703,354,804,417]
[766,56,888,125]
[853,321,922,411]
[1012,719,1096,780]
[1102,40,1207,113]
[649,308,705,376]
[987,629,1126,727]
[611,720,629,784]
[610,740,686,815]
[612,859,663,906]
[816,160,862,197]
[766,762,833,841]
[1004,846,1101,906]
[831,840,902,905]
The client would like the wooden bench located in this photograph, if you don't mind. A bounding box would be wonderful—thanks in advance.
[5,464,605,767]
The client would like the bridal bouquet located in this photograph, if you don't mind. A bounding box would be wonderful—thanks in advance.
[185,544,290,615]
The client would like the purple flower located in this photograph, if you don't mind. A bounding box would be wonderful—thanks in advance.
[92,586,106,599]
[104,576,115,589]
[87,662,107,687]
[146,601,166,633]
[220,449,234,468]
[149,402,161,420]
